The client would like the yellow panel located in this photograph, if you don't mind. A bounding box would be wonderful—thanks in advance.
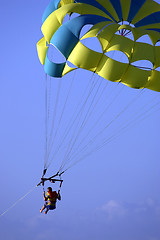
[118,24,133,32]
[96,55,128,82]
[146,70,160,92]
[96,0,119,22]
[121,65,151,88]
[67,41,102,71]
[132,28,160,44]
[148,31,160,46]
[81,21,111,40]
[131,41,154,64]
[106,34,134,58]
[62,63,75,76]
[128,28,143,41]
[37,37,48,65]
[154,46,160,69]
[136,23,160,32]
[119,0,131,21]
[134,29,160,46]
[41,14,61,43]
[132,0,160,25]
[59,0,74,8]
[42,3,111,42]
[54,3,110,23]
[97,23,119,51]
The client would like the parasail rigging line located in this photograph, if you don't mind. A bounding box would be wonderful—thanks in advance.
[72,76,103,133]
[45,71,98,170]
[114,91,160,131]
[44,77,62,171]
[58,75,119,172]
[47,77,52,122]
[60,97,160,174]
[91,97,160,156]
[46,71,76,163]
[0,185,37,218]
[61,82,125,169]
[57,73,100,171]
[110,96,160,139]
[78,78,109,133]
[57,51,120,172]
[64,91,160,172]
[44,73,48,170]
[123,30,131,37]
[60,88,144,171]
[65,81,124,162]
[58,75,103,172]
[48,78,62,150]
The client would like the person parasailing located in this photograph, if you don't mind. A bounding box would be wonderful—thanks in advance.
[39,172,63,214]
[40,186,61,214]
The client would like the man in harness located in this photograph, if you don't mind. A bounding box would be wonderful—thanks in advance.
[40,186,61,214]
[39,175,63,214]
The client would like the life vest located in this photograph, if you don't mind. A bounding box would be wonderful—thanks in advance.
[47,191,58,203]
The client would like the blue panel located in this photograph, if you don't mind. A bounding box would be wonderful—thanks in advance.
[109,0,123,21]
[44,55,66,77]
[147,28,160,33]
[65,14,109,37]
[51,26,79,58]
[127,0,146,23]
[42,0,61,22]
[51,14,109,58]
[75,0,116,22]
[135,11,160,27]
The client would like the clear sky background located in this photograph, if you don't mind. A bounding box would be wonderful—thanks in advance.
[0,1,160,240]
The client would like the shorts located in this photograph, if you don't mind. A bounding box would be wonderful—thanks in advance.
[44,202,56,210]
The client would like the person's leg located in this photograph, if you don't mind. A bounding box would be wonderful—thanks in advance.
[44,208,49,214]
[40,205,45,213]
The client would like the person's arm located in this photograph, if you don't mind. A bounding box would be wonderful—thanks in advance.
[43,191,47,201]
[57,190,61,200]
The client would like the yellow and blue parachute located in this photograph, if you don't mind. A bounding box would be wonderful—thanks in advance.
[37,0,160,178]
[37,0,160,92]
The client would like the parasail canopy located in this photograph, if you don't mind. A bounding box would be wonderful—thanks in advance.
[37,0,160,92]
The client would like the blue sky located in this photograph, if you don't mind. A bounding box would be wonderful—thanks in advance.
[0,1,160,239]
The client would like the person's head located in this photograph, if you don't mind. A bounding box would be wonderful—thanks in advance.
[47,187,52,192]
